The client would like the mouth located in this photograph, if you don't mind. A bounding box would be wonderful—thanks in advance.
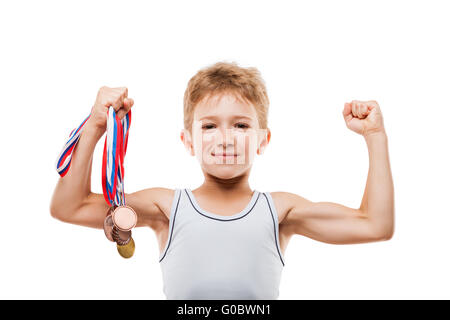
[212,153,238,157]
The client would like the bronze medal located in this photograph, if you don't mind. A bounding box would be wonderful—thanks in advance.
[111,205,137,231]
[112,225,132,245]
[103,206,116,242]
[103,215,115,242]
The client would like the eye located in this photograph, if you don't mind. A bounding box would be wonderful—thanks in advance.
[202,124,216,130]
[201,123,250,130]
[236,123,249,129]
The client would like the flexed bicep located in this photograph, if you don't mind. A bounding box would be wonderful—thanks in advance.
[279,192,388,244]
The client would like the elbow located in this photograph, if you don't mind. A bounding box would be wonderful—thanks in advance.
[49,205,71,223]
[50,207,63,221]
[371,211,395,242]
[380,231,394,241]
[49,203,58,219]
[375,225,394,241]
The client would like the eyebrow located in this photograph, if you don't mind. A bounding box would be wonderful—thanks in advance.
[199,115,253,121]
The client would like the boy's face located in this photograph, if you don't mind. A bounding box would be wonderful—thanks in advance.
[181,92,270,180]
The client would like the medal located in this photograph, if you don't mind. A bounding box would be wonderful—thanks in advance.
[103,206,116,242]
[117,237,135,259]
[112,225,132,244]
[101,106,136,258]
[111,205,137,231]
[56,106,135,258]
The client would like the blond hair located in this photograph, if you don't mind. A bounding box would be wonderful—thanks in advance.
[183,61,269,133]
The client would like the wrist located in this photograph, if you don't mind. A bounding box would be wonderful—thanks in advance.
[363,129,387,140]
[83,120,105,141]
[364,130,388,149]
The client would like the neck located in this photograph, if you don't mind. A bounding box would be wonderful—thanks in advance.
[198,170,252,195]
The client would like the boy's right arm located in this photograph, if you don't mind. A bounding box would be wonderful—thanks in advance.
[49,86,169,229]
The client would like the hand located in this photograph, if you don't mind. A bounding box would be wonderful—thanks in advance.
[342,100,385,137]
[86,86,134,133]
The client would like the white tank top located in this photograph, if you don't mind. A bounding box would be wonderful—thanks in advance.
[158,188,286,299]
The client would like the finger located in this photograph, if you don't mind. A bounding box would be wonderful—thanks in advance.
[351,101,358,117]
[118,98,134,120]
[104,99,115,111]
[367,100,379,108]
[114,87,128,100]
[361,104,368,116]
[113,95,125,112]
[117,109,126,120]
[356,103,363,118]
[113,87,128,96]
[342,102,353,122]
[121,100,131,117]
[106,92,122,111]
[124,97,134,111]
[123,98,130,110]
[342,102,352,116]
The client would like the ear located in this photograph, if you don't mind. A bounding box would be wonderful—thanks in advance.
[257,128,271,155]
[180,129,195,156]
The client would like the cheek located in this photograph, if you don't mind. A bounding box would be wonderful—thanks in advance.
[232,131,258,152]
[201,132,215,150]
[243,131,258,152]
[192,130,212,150]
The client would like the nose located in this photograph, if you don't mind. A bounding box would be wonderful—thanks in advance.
[216,127,235,150]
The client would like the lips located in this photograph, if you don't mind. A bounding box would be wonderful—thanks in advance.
[212,153,238,156]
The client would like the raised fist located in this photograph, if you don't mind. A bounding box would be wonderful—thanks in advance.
[87,86,134,132]
[342,100,385,137]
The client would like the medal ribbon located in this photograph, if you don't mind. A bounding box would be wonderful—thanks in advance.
[55,107,132,207]
[55,114,91,177]
[101,107,131,207]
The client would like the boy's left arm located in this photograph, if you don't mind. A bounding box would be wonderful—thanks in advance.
[279,100,395,244]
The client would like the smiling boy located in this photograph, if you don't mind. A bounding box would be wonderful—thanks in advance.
[50,61,394,299]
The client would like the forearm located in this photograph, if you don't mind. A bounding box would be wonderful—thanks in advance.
[50,120,104,217]
[359,130,395,237]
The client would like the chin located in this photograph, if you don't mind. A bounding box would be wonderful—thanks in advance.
[206,166,247,180]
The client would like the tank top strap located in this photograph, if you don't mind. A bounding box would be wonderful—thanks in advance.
[158,188,182,262]
[261,191,286,266]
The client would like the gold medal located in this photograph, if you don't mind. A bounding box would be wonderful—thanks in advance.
[117,236,135,259]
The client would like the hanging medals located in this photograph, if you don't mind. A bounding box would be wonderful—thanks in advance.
[103,205,116,242]
[101,106,136,258]
[56,105,136,259]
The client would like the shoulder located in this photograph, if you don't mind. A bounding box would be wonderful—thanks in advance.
[266,191,312,224]
[126,187,177,228]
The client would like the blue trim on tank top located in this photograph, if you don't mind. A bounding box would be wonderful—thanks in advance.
[262,192,286,267]
[185,188,260,221]
[159,189,181,263]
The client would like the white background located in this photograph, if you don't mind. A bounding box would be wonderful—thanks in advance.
[0,0,449,299]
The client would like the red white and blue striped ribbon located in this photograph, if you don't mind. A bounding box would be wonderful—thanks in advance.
[55,114,91,177]
[102,107,131,206]
[55,107,131,207]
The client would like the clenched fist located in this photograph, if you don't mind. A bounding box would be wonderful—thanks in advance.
[343,100,385,137]
[86,86,134,133]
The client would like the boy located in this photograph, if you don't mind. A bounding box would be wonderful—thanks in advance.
[50,61,395,299]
